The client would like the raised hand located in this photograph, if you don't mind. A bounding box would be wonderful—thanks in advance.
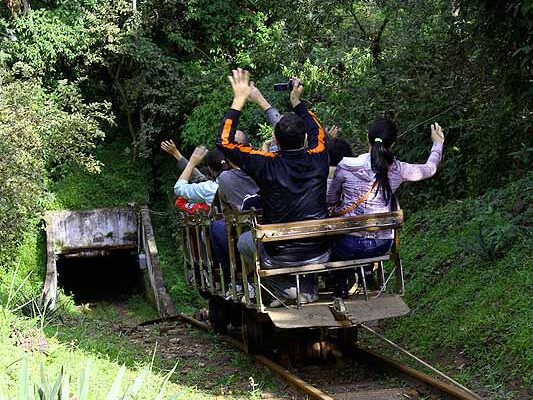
[248,81,263,103]
[261,139,273,152]
[160,139,181,159]
[228,68,252,111]
[431,122,445,144]
[326,125,339,138]
[289,77,303,107]
[189,145,208,166]
[248,81,272,111]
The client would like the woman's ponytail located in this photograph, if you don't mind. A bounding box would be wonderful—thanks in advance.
[368,119,398,205]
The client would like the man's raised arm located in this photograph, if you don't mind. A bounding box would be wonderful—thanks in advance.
[289,78,326,154]
[161,139,206,182]
[217,68,274,178]
[248,81,281,127]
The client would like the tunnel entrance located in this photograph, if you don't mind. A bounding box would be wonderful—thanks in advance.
[43,207,176,317]
[57,249,144,303]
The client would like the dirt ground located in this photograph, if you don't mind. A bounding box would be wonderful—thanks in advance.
[116,313,292,399]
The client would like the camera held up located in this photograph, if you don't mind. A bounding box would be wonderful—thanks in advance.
[273,78,301,91]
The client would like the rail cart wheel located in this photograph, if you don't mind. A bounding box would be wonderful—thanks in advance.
[208,297,228,334]
[335,326,358,356]
[228,303,243,328]
[283,329,329,363]
[242,310,265,354]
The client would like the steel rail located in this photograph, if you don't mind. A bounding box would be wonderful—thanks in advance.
[353,345,482,400]
[358,323,482,400]
[173,313,334,400]
[140,313,481,400]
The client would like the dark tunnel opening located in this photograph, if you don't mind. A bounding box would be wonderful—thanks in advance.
[56,249,144,303]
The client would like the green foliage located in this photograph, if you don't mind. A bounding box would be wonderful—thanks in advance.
[0,0,532,397]
[2,0,531,205]
[7,7,100,78]
[49,140,150,210]
[0,69,111,271]
[180,73,289,148]
[174,0,531,209]
[180,87,230,148]
[385,173,533,395]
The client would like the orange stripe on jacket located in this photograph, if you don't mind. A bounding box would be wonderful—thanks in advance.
[307,111,326,154]
[221,118,276,158]
[221,118,233,146]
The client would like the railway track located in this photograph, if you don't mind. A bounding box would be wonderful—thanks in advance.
[142,313,482,400]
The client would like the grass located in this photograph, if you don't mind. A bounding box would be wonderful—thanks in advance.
[0,140,196,398]
[379,172,533,399]
[0,300,283,399]
[48,140,151,210]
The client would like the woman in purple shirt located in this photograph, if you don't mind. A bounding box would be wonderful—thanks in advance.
[326,118,445,296]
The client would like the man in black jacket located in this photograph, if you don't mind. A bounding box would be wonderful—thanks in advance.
[216,68,329,305]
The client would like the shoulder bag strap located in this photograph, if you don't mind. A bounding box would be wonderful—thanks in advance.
[331,181,377,217]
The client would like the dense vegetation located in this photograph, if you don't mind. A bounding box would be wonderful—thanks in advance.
[385,173,532,397]
[0,0,531,397]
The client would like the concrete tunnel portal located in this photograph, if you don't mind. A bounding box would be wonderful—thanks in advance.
[42,207,175,317]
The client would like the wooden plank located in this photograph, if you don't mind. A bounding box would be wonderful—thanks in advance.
[140,207,176,318]
[267,304,341,328]
[331,388,417,400]
[258,256,390,277]
[255,211,403,243]
[224,209,259,225]
[346,295,410,323]
[266,295,409,329]
[254,354,336,400]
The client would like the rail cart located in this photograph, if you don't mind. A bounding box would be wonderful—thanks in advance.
[178,201,409,358]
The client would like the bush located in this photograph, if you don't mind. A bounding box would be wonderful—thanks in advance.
[0,69,111,266]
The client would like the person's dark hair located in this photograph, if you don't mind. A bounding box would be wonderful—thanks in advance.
[199,166,213,180]
[368,118,398,204]
[274,112,306,150]
[328,137,353,166]
[205,148,229,177]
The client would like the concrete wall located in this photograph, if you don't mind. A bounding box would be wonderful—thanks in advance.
[45,208,137,254]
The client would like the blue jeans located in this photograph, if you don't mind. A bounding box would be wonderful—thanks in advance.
[332,236,393,261]
[209,220,230,288]
[331,236,393,297]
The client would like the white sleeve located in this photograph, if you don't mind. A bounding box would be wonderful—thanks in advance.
[173,180,218,206]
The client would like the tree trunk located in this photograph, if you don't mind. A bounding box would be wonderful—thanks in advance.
[21,0,30,13]
[371,17,389,66]
[106,62,139,158]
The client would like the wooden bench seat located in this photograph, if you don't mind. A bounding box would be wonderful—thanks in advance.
[266,293,410,328]
[258,255,391,277]
[254,210,402,242]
